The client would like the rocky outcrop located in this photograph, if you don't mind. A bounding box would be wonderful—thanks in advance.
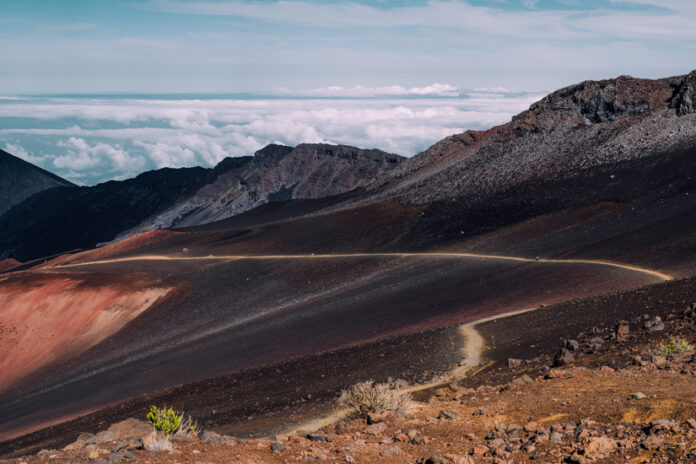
[122,143,404,235]
[0,148,73,217]
[670,70,696,116]
[377,71,696,209]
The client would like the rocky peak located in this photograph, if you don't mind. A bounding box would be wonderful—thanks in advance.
[670,70,696,116]
[291,143,403,164]
[213,156,253,174]
[253,144,294,163]
[526,75,660,126]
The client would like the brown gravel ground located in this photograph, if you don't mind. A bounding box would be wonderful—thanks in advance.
[6,292,696,463]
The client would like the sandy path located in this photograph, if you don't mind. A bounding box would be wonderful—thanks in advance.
[56,252,673,281]
[45,251,671,438]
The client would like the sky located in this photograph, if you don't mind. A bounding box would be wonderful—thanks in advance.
[1,0,695,184]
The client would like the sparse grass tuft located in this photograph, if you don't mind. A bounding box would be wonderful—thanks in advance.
[338,380,411,419]
[651,336,695,358]
[173,414,200,440]
[143,432,174,452]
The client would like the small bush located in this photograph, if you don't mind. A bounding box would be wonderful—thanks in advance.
[338,380,411,418]
[147,406,183,437]
[656,337,695,357]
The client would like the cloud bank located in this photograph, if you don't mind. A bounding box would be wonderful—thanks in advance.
[0,89,544,184]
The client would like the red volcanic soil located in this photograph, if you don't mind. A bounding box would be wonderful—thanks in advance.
[0,272,172,392]
[0,258,20,273]
[48,229,184,266]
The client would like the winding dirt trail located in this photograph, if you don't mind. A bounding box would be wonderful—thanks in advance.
[56,252,673,281]
[47,250,672,439]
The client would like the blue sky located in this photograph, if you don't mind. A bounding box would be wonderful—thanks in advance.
[1,0,695,94]
[1,1,695,185]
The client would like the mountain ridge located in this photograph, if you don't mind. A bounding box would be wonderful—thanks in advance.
[0,148,74,217]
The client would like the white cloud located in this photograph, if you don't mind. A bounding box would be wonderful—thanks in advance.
[0,90,544,183]
[293,83,461,97]
[2,143,46,165]
[53,137,146,174]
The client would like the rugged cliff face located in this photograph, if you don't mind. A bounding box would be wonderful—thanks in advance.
[0,149,73,217]
[119,143,404,236]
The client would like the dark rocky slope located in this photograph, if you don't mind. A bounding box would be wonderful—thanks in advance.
[0,148,73,217]
[381,71,696,206]
[120,143,403,237]
[0,144,403,261]
[0,162,239,261]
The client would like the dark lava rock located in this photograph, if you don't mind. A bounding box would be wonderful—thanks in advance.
[108,451,134,463]
[671,70,696,116]
[270,441,285,452]
[422,456,449,464]
[565,340,580,351]
[554,348,575,366]
[306,433,329,442]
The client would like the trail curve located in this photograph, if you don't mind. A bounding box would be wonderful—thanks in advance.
[54,252,673,282]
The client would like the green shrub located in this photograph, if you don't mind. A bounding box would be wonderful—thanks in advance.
[147,406,183,437]
[658,337,694,356]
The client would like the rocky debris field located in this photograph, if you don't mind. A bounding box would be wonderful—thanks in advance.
[5,302,696,463]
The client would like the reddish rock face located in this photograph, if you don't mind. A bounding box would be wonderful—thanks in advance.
[0,276,171,391]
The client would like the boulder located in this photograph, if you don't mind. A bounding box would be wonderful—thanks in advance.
[106,418,153,441]
[554,348,575,366]
[269,441,285,452]
[584,436,617,459]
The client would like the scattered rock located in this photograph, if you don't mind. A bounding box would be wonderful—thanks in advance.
[642,434,663,450]
[269,441,285,452]
[546,368,573,379]
[366,422,387,435]
[86,431,118,445]
[107,451,134,463]
[306,433,329,442]
[565,339,580,351]
[438,409,459,420]
[554,348,576,366]
[106,419,152,441]
[583,436,617,459]
[524,422,539,433]
[630,392,647,400]
[379,445,404,457]
[616,322,630,337]
[507,358,523,368]
[420,457,448,464]
[112,438,143,452]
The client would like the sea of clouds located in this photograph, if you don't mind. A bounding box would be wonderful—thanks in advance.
[0,85,544,185]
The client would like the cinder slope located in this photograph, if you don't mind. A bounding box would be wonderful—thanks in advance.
[0,148,73,217]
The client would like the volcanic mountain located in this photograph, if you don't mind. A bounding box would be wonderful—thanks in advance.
[2,70,696,457]
[0,148,73,217]
[0,144,403,261]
